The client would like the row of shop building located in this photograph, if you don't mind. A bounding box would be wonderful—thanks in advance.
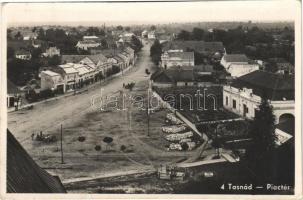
[40,47,135,93]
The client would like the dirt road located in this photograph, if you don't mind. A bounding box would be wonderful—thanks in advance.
[8,42,154,143]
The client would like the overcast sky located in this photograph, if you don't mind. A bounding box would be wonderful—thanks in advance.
[3,1,299,26]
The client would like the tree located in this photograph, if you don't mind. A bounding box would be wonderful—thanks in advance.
[100,39,108,48]
[31,47,42,59]
[192,28,205,40]
[177,30,191,40]
[48,55,61,66]
[14,31,22,40]
[264,61,278,73]
[181,142,189,151]
[150,25,156,31]
[103,137,113,150]
[37,28,45,40]
[150,39,162,65]
[7,47,15,59]
[7,29,13,40]
[125,26,130,32]
[247,98,276,161]
[116,25,123,31]
[130,35,143,52]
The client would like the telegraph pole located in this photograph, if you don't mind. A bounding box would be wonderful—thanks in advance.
[147,88,150,137]
[60,124,64,164]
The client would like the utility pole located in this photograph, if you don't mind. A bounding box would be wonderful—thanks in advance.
[60,124,64,164]
[73,74,76,95]
[147,88,150,137]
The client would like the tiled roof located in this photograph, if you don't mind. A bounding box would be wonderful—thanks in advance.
[151,69,194,83]
[194,64,214,72]
[87,54,108,63]
[163,41,225,53]
[58,64,79,74]
[41,70,60,77]
[62,54,108,65]
[78,40,99,44]
[167,52,194,60]
[231,70,294,101]
[61,55,88,64]
[7,129,66,193]
[223,54,249,63]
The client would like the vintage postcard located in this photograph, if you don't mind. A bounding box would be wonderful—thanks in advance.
[0,1,302,199]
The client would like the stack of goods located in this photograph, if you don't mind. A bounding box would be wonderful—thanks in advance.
[169,143,182,151]
[162,125,186,134]
[165,131,194,142]
[166,113,183,125]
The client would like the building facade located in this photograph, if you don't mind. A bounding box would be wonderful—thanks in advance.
[161,51,194,69]
[223,70,294,124]
[220,54,259,78]
[40,70,65,93]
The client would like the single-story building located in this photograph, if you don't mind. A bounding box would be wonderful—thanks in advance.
[223,70,294,123]
[220,54,259,78]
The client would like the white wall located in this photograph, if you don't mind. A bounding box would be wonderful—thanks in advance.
[227,63,259,78]
[223,85,294,123]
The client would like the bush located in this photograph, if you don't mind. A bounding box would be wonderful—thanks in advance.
[95,145,101,151]
[78,136,86,142]
[39,89,55,99]
[103,137,113,144]
[120,145,126,152]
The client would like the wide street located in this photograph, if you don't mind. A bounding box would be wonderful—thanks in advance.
[7,40,217,183]
[8,41,154,144]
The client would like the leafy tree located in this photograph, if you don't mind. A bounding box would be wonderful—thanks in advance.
[120,145,126,152]
[192,28,205,40]
[125,26,130,32]
[100,39,108,48]
[264,61,278,73]
[103,137,113,150]
[14,31,22,40]
[7,47,15,59]
[116,25,123,31]
[95,145,101,151]
[7,29,13,40]
[37,28,45,40]
[181,142,189,151]
[150,25,156,31]
[177,30,191,40]
[129,35,143,52]
[150,39,162,65]
[48,55,61,66]
[247,98,276,161]
[31,47,42,59]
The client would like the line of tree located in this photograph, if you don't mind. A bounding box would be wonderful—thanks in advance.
[150,39,162,65]
[176,26,294,64]
[37,28,81,54]
[129,35,143,53]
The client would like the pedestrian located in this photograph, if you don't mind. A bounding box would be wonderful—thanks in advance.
[31,133,35,141]
[123,83,125,88]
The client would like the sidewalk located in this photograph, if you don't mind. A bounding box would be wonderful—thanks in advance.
[7,64,136,113]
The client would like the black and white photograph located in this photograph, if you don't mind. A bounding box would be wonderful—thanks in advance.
[1,1,302,198]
